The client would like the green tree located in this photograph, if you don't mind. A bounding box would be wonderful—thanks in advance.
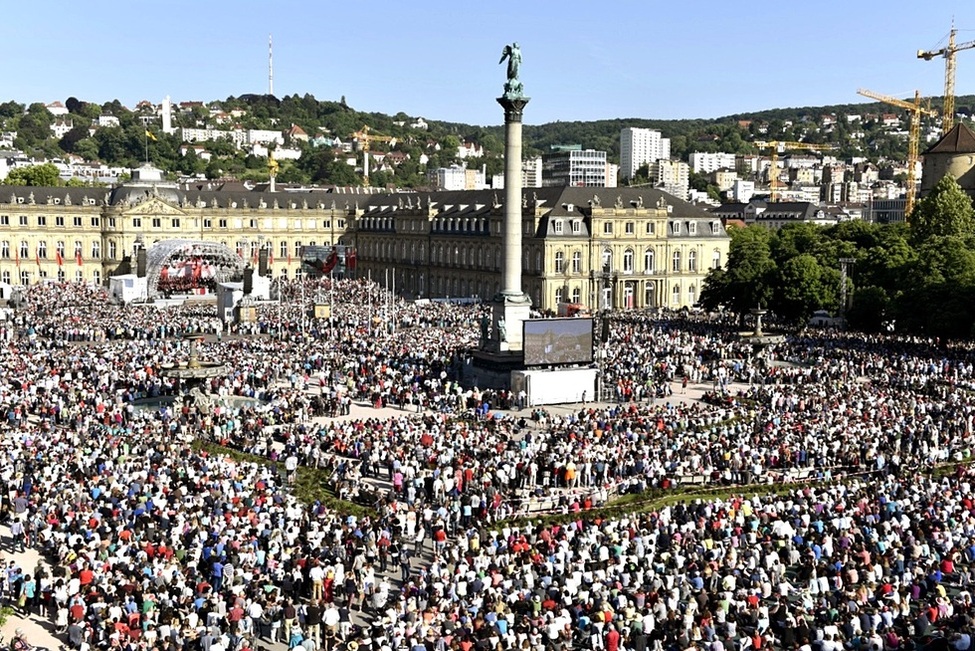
[909,174,975,244]
[846,286,892,333]
[699,226,777,322]
[2,163,62,186]
[773,253,835,324]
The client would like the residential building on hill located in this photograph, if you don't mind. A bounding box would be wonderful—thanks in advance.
[651,160,690,200]
[620,128,670,181]
[689,152,737,174]
[542,150,609,187]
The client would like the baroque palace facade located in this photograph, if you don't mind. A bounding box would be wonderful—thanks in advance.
[351,186,729,312]
[0,167,728,312]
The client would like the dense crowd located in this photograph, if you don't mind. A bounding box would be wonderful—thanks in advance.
[0,280,972,651]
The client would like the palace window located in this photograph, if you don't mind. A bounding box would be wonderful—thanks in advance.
[688,250,697,272]
[623,248,634,272]
[554,250,565,273]
[572,250,582,273]
[672,250,681,272]
[644,249,655,273]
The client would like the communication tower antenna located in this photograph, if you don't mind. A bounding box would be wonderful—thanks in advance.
[268,34,274,96]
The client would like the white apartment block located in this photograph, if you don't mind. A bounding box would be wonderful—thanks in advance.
[651,160,689,200]
[430,167,488,190]
[620,127,671,180]
[523,156,543,188]
[689,152,737,174]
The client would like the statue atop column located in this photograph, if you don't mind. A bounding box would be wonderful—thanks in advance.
[499,43,524,99]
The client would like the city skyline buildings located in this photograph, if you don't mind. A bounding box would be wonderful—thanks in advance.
[0,2,971,127]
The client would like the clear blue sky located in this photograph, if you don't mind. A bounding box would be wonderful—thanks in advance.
[2,0,973,126]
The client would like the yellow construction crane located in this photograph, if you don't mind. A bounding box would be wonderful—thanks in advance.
[856,88,938,217]
[918,26,975,135]
[753,140,833,202]
[352,125,394,183]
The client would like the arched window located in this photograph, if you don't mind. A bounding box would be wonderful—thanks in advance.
[688,250,697,272]
[672,250,681,272]
[75,270,83,282]
[92,270,101,285]
[56,268,64,282]
[38,241,47,259]
[1,270,9,284]
[555,286,563,304]
[644,248,654,273]
[572,250,581,273]
[602,248,612,273]
[1,241,9,259]
[554,250,565,273]
[280,241,289,259]
[623,248,634,272]
[108,241,117,260]
[19,241,28,260]
[712,249,722,269]
[571,287,581,303]
[672,284,681,305]
[20,270,30,286]
[91,241,101,259]
[688,285,696,305]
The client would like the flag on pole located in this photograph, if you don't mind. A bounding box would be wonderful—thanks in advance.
[14,249,19,268]
[76,250,83,266]
[346,248,357,269]
[145,129,157,141]
[35,246,40,267]
[268,248,274,265]
[55,250,63,267]
[287,252,292,266]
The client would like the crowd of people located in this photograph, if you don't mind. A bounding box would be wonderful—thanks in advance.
[0,279,972,651]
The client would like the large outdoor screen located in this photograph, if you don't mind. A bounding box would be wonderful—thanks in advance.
[523,317,594,366]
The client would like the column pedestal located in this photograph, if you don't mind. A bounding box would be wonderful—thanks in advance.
[490,293,532,353]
